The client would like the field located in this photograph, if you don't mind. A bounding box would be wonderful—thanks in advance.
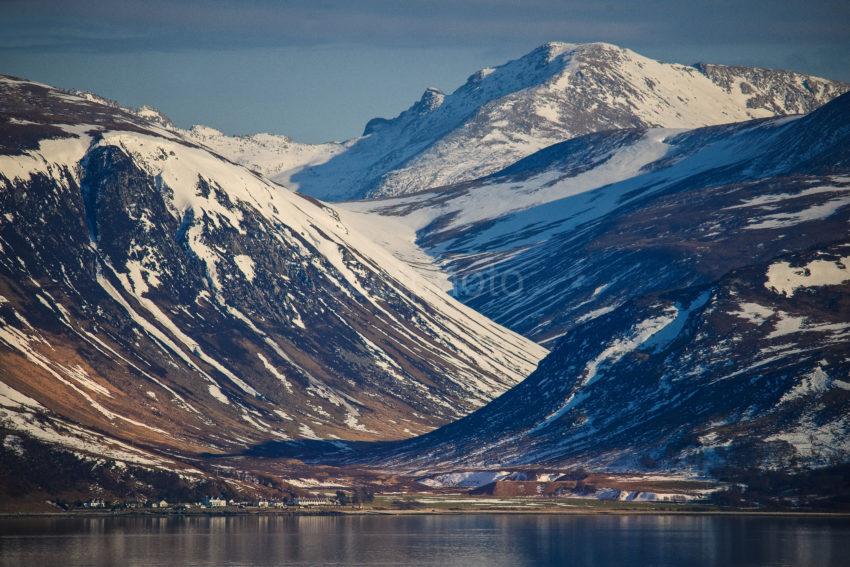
[369,493,719,513]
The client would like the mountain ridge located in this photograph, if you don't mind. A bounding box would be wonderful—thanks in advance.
[183,41,847,201]
[97,43,848,205]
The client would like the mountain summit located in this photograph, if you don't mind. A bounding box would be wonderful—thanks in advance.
[270,42,846,200]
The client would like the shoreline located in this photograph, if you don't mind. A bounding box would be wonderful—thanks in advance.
[2,508,849,519]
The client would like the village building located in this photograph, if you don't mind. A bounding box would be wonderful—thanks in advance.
[291,496,337,507]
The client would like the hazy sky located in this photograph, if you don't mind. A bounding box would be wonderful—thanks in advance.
[1,0,848,142]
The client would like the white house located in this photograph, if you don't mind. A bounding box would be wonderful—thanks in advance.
[292,496,335,507]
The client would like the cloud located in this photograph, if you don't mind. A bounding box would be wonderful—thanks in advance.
[2,0,848,54]
[1,0,846,142]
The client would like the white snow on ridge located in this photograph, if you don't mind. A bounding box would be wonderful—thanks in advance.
[727,183,850,211]
[183,125,345,190]
[766,415,850,464]
[335,204,453,291]
[450,129,675,232]
[575,304,618,324]
[0,124,93,185]
[530,294,710,434]
[338,128,677,280]
[765,310,850,340]
[257,352,293,393]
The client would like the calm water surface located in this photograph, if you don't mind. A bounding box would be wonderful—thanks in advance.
[1,514,849,566]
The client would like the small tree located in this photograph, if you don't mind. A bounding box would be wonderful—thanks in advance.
[351,486,374,506]
[335,490,350,506]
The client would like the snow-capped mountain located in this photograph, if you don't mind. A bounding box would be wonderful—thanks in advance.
[344,90,850,344]
[2,40,849,498]
[0,75,546,473]
[317,92,850,474]
[253,42,843,201]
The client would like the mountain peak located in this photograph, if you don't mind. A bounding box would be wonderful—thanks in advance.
[134,105,174,128]
[188,124,225,138]
[280,44,849,200]
[524,41,625,64]
[416,87,446,112]
[363,87,446,135]
[536,40,579,61]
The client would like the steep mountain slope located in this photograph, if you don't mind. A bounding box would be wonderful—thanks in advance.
[344,91,850,344]
[283,42,846,200]
[374,246,850,473]
[0,75,546,477]
[319,93,850,474]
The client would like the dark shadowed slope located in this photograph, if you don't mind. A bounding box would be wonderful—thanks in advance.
[285,93,850,475]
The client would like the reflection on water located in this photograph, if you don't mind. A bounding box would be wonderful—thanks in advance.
[1,514,849,566]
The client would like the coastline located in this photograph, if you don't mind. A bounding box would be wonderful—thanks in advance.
[2,508,849,519]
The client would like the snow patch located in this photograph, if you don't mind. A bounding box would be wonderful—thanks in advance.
[233,254,256,282]
[765,256,850,297]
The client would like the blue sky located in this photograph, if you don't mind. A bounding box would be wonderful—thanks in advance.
[1,0,847,142]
